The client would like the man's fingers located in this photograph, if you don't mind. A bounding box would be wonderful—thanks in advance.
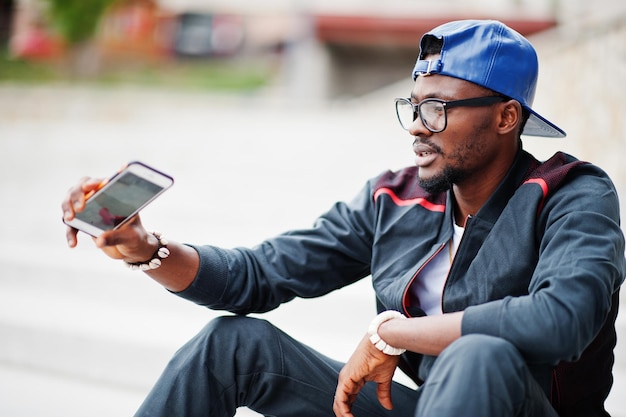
[62,177,105,222]
[376,380,394,410]
[65,226,79,248]
[332,391,355,417]
[333,373,362,417]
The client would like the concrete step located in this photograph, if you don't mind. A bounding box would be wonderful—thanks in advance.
[0,241,378,417]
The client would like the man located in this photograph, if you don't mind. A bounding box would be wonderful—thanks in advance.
[62,20,625,416]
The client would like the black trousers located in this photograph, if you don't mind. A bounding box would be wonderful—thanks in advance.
[134,315,557,417]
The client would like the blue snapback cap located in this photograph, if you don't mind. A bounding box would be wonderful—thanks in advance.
[412,20,565,138]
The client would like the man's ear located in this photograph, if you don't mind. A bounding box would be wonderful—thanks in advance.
[497,100,522,135]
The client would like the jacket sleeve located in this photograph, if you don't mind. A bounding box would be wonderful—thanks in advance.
[171,179,378,315]
[462,165,626,365]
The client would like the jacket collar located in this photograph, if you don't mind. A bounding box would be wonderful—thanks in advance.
[459,148,538,226]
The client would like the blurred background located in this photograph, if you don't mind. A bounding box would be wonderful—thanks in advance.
[0,0,624,416]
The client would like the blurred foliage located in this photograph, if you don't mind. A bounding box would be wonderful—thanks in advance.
[0,50,271,91]
[0,49,62,82]
[43,0,117,45]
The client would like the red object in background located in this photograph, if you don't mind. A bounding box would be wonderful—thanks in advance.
[314,15,557,47]
[11,24,62,59]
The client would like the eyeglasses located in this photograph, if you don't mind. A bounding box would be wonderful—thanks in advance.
[394,96,508,133]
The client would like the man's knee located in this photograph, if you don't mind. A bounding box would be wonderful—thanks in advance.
[423,335,527,401]
[444,334,521,363]
[434,334,526,381]
[194,315,277,355]
[163,315,284,390]
[419,335,554,416]
[204,315,271,338]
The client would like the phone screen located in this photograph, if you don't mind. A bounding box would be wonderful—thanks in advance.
[74,170,166,232]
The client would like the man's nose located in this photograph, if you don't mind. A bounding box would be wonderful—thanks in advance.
[408,115,432,137]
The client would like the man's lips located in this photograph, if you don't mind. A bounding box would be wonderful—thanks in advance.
[413,142,439,167]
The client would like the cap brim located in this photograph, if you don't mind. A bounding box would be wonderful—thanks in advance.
[522,110,566,138]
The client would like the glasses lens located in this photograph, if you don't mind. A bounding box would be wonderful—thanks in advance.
[395,99,415,130]
[420,100,446,132]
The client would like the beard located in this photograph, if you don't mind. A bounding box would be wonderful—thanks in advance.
[417,165,466,194]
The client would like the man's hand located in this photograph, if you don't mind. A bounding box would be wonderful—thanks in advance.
[333,334,400,417]
[62,176,155,263]
[62,176,199,292]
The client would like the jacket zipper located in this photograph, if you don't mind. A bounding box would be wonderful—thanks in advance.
[440,215,472,313]
[401,215,473,317]
[401,242,448,317]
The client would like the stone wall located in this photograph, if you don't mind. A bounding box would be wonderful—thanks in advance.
[525,13,626,220]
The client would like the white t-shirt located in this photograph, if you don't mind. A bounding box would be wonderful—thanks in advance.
[413,222,465,315]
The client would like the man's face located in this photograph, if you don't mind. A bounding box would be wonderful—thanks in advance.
[408,73,504,194]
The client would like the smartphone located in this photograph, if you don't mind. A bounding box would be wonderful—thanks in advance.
[64,161,174,237]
